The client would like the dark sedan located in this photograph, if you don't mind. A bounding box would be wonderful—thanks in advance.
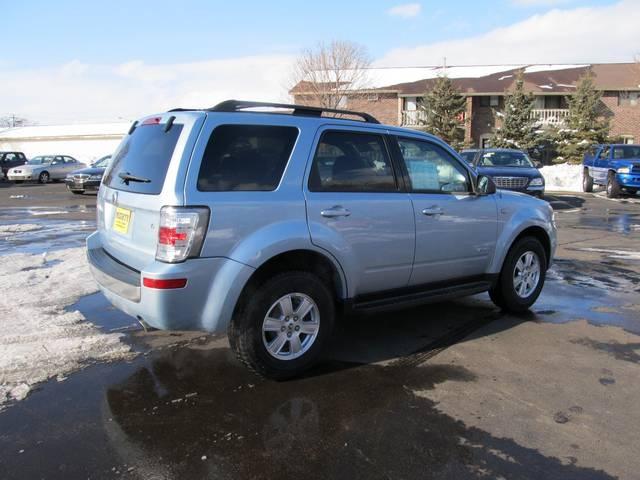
[460,148,545,197]
[65,155,111,194]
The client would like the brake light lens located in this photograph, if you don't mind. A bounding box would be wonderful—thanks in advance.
[156,206,210,263]
[143,277,187,289]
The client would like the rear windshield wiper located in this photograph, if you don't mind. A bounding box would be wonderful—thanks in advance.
[118,172,151,185]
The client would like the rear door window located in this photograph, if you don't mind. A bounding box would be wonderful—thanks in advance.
[308,130,397,192]
[104,123,183,194]
[197,124,298,191]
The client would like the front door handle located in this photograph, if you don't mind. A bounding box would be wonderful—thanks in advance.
[321,206,351,218]
[422,206,443,216]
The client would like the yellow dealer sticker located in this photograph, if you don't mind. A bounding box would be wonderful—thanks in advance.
[113,207,132,234]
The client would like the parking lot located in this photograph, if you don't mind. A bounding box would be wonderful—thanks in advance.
[0,182,639,479]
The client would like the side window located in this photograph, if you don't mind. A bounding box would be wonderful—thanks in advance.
[397,138,470,193]
[4,154,15,163]
[309,130,396,192]
[64,156,75,163]
[598,147,610,160]
[197,124,298,191]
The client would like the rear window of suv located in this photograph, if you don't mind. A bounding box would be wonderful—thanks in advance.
[104,123,183,194]
[197,125,298,191]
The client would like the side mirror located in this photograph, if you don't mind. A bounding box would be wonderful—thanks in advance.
[476,175,496,195]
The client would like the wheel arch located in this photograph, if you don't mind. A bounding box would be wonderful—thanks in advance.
[232,248,348,321]
[511,226,551,268]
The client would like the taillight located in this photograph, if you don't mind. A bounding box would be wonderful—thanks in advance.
[156,206,209,263]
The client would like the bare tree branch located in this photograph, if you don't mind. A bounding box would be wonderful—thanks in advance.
[288,40,372,110]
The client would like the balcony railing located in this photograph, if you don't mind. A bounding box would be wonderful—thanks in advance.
[530,109,570,125]
[401,110,428,126]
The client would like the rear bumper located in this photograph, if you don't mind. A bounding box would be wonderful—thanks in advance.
[616,173,640,189]
[86,232,255,333]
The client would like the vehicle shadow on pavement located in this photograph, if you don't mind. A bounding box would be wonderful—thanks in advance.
[99,341,614,479]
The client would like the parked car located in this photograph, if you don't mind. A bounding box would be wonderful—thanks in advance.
[7,155,82,183]
[65,155,111,194]
[0,151,27,180]
[461,148,545,197]
[582,144,640,198]
[87,100,556,379]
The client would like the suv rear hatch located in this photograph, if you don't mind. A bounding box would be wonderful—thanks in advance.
[97,112,205,271]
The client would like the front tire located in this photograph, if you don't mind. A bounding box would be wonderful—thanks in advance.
[583,168,593,193]
[606,172,620,198]
[38,171,50,184]
[229,271,335,380]
[489,237,547,313]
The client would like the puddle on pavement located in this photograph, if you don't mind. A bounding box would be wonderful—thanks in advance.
[0,207,96,255]
[66,292,140,334]
[0,337,616,480]
[572,210,640,235]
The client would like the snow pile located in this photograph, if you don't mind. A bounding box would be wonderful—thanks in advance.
[540,163,583,192]
[0,224,42,236]
[0,247,134,410]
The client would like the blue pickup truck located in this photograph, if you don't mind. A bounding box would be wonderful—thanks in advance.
[583,144,640,197]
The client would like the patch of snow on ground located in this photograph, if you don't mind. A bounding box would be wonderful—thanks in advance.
[0,224,42,236]
[540,163,583,192]
[0,247,134,410]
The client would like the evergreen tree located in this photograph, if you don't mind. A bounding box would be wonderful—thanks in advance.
[556,72,609,164]
[491,70,537,150]
[417,76,467,150]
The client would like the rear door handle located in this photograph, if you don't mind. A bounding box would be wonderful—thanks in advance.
[422,207,443,216]
[321,206,351,218]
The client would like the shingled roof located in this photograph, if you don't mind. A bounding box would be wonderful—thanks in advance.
[291,63,640,96]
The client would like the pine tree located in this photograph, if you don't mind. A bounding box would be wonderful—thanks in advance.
[417,76,467,150]
[556,71,609,164]
[491,70,537,150]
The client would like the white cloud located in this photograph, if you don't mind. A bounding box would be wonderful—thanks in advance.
[387,3,422,18]
[377,0,640,66]
[1,55,294,124]
[511,0,574,6]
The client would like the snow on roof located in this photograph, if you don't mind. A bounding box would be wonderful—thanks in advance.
[0,122,130,139]
[524,64,589,74]
[365,65,525,88]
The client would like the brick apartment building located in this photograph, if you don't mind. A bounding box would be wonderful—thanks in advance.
[291,63,640,148]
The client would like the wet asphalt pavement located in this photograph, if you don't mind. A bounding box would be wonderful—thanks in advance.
[0,182,639,479]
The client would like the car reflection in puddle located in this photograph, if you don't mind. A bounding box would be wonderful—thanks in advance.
[102,344,612,480]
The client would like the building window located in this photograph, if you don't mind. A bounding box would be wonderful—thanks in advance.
[367,93,379,102]
[622,135,635,145]
[479,96,500,107]
[619,91,639,107]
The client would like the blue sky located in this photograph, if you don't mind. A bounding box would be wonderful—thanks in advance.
[4,0,618,68]
[1,0,636,123]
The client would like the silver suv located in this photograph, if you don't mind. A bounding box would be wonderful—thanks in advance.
[87,100,556,379]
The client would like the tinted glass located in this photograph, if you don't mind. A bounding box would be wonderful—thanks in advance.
[28,156,54,165]
[612,145,640,159]
[459,151,476,164]
[105,123,183,195]
[398,138,469,193]
[478,151,534,168]
[197,125,298,191]
[598,147,610,160]
[309,131,396,192]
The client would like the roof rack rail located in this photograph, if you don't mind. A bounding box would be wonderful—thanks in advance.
[207,99,380,124]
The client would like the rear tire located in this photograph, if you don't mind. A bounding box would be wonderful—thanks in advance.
[489,237,547,313]
[606,172,620,198]
[38,171,50,184]
[582,168,593,193]
[229,271,335,380]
